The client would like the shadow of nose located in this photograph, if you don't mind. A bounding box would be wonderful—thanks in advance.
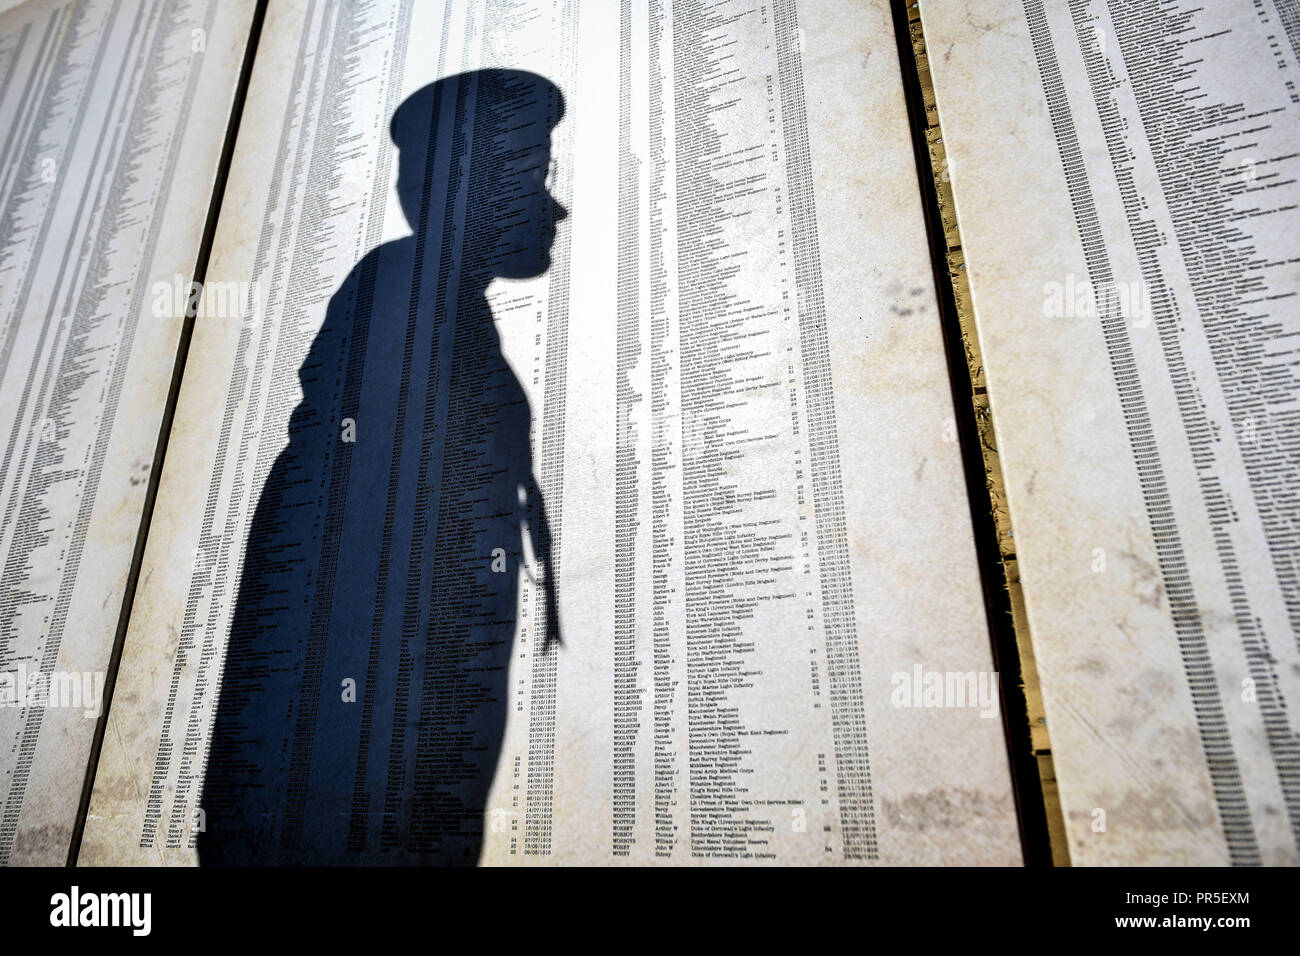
[552,196,567,222]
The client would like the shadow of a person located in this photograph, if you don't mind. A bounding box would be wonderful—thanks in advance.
[199,69,564,865]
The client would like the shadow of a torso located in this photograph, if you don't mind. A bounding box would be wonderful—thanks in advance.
[198,234,533,865]
[198,69,565,866]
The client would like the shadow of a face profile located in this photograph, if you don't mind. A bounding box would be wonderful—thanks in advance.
[198,68,565,865]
